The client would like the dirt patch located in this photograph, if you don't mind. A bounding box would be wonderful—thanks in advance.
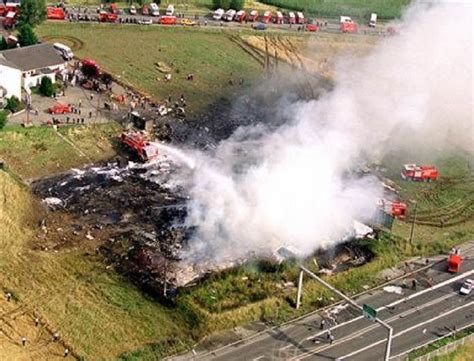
[41,35,85,51]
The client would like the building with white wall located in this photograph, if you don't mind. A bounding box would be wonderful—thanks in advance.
[0,43,67,101]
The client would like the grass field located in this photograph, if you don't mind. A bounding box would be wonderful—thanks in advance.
[258,0,411,19]
[433,341,474,361]
[408,326,474,360]
[0,123,121,180]
[37,23,264,115]
[0,170,196,360]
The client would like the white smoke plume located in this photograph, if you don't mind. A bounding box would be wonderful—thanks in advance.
[180,1,473,265]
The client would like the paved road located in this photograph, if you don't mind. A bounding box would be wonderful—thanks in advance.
[173,242,474,361]
[49,7,389,36]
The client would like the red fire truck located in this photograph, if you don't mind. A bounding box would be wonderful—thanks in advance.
[262,11,272,23]
[447,249,463,273]
[120,132,159,162]
[340,21,358,33]
[99,10,118,23]
[47,7,66,20]
[401,164,439,182]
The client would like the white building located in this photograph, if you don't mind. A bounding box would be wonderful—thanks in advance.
[0,43,67,101]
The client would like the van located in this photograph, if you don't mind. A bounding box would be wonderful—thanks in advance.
[224,9,236,21]
[166,4,174,16]
[369,13,377,27]
[213,8,224,20]
[53,43,74,60]
[149,3,159,16]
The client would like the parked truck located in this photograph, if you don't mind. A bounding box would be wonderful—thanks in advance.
[47,7,66,20]
[213,8,224,20]
[340,18,358,33]
[149,3,159,17]
[447,249,463,273]
[224,9,236,21]
[235,10,246,23]
[296,11,305,24]
[401,164,439,182]
[166,4,174,16]
[248,10,258,22]
[274,11,283,24]
[369,13,377,27]
[262,10,272,23]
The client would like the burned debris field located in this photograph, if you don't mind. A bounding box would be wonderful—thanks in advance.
[32,77,374,300]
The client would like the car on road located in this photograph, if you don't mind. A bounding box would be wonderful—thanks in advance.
[49,103,71,115]
[129,5,137,15]
[460,279,473,295]
[181,18,196,26]
[138,18,153,25]
[252,22,266,31]
[307,23,319,32]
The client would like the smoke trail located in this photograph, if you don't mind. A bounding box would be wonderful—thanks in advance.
[181,1,473,265]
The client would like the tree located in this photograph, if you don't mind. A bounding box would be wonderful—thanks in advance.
[0,110,7,130]
[18,24,38,47]
[0,37,9,51]
[212,0,222,9]
[5,96,23,114]
[230,0,244,11]
[18,0,46,28]
[39,76,54,97]
[221,0,230,10]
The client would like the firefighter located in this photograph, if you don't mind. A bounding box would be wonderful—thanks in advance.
[5,292,12,301]
[34,317,40,327]
[53,331,60,342]
[64,348,69,357]
[21,337,27,346]
[412,279,417,290]
[320,319,326,330]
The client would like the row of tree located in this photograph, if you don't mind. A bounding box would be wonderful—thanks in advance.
[212,0,245,11]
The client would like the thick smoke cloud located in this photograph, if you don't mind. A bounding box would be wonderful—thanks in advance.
[180,1,473,265]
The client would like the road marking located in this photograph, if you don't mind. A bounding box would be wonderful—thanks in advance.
[336,301,474,360]
[293,296,472,360]
[306,292,455,344]
[252,356,265,360]
[279,344,293,351]
[302,269,474,342]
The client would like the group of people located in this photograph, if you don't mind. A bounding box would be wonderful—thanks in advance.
[4,293,70,356]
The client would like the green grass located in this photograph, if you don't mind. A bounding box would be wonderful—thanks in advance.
[382,152,474,244]
[37,23,263,115]
[408,326,474,360]
[0,123,121,179]
[258,0,411,20]
[0,170,196,360]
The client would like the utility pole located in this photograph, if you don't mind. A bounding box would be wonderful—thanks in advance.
[296,270,304,309]
[297,266,393,361]
[409,201,418,245]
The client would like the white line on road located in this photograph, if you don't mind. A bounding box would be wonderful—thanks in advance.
[303,269,474,342]
[336,301,474,360]
[302,291,456,344]
[251,356,265,360]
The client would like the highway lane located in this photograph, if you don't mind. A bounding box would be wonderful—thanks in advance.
[192,251,474,361]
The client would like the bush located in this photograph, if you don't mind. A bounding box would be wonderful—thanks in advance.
[230,0,244,11]
[0,110,8,130]
[17,24,38,47]
[5,96,24,114]
[39,76,54,97]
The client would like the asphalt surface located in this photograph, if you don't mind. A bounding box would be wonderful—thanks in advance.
[175,242,474,361]
[0,6,387,36]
